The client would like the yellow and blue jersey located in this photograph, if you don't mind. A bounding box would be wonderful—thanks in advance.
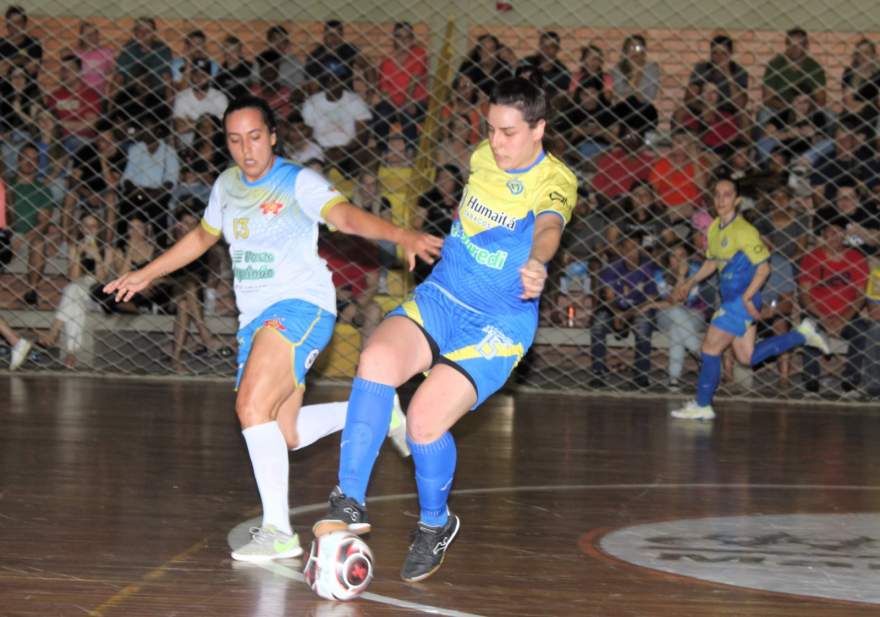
[707,215,769,302]
[426,141,577,316]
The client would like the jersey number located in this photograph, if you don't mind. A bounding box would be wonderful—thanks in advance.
[233,218,250,240]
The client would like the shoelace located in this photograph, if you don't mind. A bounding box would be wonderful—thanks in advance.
[408,526,439,556]
[247,526,280,544]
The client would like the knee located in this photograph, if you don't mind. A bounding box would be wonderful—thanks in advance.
[405,407,443,444]
[356,341,401,383]
[235,388,273,428]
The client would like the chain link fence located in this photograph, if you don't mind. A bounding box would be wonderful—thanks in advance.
[1,0,879,401]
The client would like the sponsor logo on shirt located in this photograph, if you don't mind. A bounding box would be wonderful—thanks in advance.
[548,191,569,208]
[506,178,524,195]
[450,223,508,270]
[260,201,285,216]
[460,192,517,231]
[262,318,287,331]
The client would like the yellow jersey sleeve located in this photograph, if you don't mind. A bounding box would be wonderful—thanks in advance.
[738,220,770,265]
[533,158,577,225]
[867,266,880,302]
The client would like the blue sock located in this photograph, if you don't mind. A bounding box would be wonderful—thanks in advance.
[338,377,395,504]
[409,432,457,527]
[750,331,806,367]
[695,353,721,407]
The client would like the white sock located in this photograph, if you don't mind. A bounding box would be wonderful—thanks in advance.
[292,401,348,451]
[242,421,292,535]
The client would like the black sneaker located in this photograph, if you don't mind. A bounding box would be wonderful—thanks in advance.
[312,486,370,537]
[400,513,460,583]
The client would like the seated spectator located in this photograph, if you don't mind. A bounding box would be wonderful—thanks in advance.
[350,65,384,150]
[762,27,827,118]
[591,123,654,204]
[349,169,397,287]
[842,39,880,139]
[170,29,219,88]
[250,62,292,119]
[61,167,118,244]
[9,143,56,305]
[810,117,877,203]
[120,117,180,244]
[170,159,211,217]
[799,213,869,394]
[435,112,473,179]
[105,215,160,313]
[442,71,484,146]
[301,60,372,177]
[305,20,360,90]
[73,120,126,203]
[649,241,713,390]
[0,314,31,370]
[752,185,810,264]
[572,44,607,95]
[111,17,172,112]
[756,251,798,386]
[215,35,253,101]
[554,79,614,160]
[378,133,414,196]
[166,202,231,372]
[607,179,674,253]
[589,230,657,389]
[46,54,101,155]
[649,129,710,224]
[757,88,831,164]
[376,21,428,146]
[0,64,41,175]
[687,34,748,114]
[676,81,739,155]
[0,5,41,79]
[416,163,462,237]
[280,111,323,165]
[38,212,113,368]
[458,34,512,98]
[815,179,880,254]
[73,21,114,96]
[256,25,304,93]
[518,31,571,103]
[173,58,229,148]
[610,35,660,135]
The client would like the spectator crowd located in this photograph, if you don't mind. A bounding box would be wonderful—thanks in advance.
[0,5,877,398]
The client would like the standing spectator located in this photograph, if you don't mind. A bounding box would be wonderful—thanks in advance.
[305,20,360,88]
[458,34,512,98]
[842,39,880,138]
[687,34,749,114]
[74,21,115,97]
[46,54,101,155]
[649,129,709,225]
[111,17,173,111]
[170,29,220,88]
[0,5,41,79]
[215,36,253,101]
[9,143,55,305]
[519,31,571,102]
[301,60,371,177]
[256,25,305,93]
[377,21,428,147]
[610,34,660,135]
[592,123,654,203]
[0,64,41,174]
[589,230,658,389]
[173,58,229,149]
[799,213,869,394]
[762,27,827,116]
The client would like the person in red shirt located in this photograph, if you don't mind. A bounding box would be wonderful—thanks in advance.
[649,129,708,224]
[591,123,654,205]
[677,81,739,154]
[46,54,101,156]
[376,21,428,147]
[799,213,869,394]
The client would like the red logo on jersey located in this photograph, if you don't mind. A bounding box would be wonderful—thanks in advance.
[262,319,287,331]
[260,202,284,216]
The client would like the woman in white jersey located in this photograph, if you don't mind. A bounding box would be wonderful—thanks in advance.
[105,96,442,562]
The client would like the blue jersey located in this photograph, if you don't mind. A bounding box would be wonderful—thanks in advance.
[426,141,577,316]
[707,215,769,301]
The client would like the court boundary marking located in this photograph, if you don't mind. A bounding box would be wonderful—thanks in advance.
[227,483,880,616]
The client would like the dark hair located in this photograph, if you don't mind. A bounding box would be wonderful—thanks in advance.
[619,35,647,80]
[18,142,39,157]
[135,16,156,30]
[786,27,808,41]
[580,44,602,62]
[490,77,548,126]
[814,206,847,235]
[325,19,343,31]
[713,174,740,195]
[287,110,304,124]
[540,31,561,46]
[61,54,82,70]
[393,21,413,35]
[467,34,500,65]
[5,5,26,22]
[711,35,734,54]
[186,29,206,43]
[267,25,288,41]
[223,96,277,133]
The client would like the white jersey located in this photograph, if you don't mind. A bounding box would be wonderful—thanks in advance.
[201,157,346,326]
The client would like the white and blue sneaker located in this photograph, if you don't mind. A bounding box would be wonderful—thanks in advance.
[797,318,831,355]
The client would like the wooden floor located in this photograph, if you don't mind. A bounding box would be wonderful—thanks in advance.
[1,375,879,616]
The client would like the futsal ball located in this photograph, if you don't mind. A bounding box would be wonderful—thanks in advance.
[304,531,374,601]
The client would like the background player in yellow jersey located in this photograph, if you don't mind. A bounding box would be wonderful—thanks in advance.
[670,177,829,420]
[312,77,577,582]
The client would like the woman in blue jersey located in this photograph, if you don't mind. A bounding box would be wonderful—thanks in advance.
[104,96,442,562]
[312,78,578,582]
[669,177,829,420]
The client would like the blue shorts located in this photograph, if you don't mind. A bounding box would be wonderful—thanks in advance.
[388,282,535,408]
[235,299,336,389]
[710,294,762,337]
